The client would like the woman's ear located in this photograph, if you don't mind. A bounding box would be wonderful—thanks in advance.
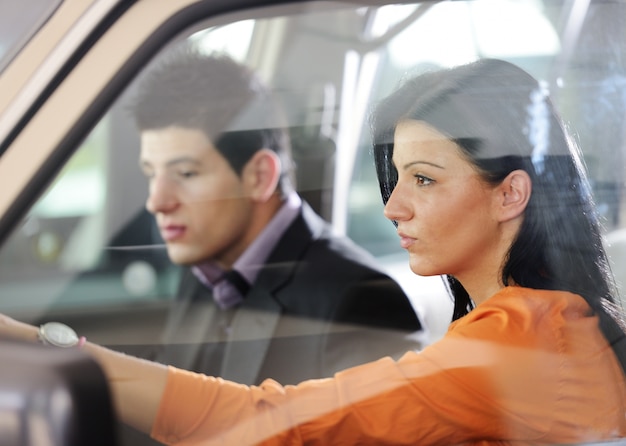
[242,149,282,202]
[496,169,532,222]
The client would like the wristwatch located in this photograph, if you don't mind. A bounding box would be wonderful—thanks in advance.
[38,322,80,348]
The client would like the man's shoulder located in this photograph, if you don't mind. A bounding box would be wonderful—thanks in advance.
[306,234,382,271]
[291,202,383,271]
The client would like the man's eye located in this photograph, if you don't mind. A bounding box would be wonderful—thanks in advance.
[179,171,198,179]
[414,174,433,186]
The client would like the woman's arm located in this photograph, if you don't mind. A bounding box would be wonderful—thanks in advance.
[0,314,167,434]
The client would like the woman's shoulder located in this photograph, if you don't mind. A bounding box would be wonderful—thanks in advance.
[447,286,591,347]
[471,286,589,320]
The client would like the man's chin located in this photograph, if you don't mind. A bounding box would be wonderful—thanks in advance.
[166,249,204,266]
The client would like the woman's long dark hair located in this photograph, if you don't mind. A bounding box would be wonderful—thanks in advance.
[371,59,626,372]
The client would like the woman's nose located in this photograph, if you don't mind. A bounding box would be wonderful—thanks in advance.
[145,176,178,214]
[383,183,411,223]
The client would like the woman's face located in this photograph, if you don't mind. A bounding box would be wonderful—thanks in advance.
[384,119,505,287]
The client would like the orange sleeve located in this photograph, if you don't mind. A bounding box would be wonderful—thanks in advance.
[150,287,624,445]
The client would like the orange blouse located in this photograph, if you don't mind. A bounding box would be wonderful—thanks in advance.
[151,287,626,445]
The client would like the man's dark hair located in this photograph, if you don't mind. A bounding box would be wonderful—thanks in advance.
[130,47,294,194]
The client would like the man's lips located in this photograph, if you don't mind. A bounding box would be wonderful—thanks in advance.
[160,225,186,241]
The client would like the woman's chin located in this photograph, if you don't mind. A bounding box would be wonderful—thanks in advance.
[408,262,440,278]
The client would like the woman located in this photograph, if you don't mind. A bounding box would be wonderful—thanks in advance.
[1,58,625,445]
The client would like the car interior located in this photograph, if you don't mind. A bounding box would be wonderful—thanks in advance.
[0,337,118,446]
[0,0,625,444]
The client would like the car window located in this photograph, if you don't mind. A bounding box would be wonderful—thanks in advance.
[0,2,625,443]
[0,0,61,73]
[0,0,624,335]
[1,0,625,335]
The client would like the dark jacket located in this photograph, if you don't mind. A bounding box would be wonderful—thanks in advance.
[156,202,422,385]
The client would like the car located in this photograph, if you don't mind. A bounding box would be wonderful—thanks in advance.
[1,0,625,444]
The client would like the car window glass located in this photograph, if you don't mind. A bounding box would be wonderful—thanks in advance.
[0,0,624,413]
[0,0,62,73]
[0,20,259,321]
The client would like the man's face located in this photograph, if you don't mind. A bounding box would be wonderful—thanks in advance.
[139,126,254,268]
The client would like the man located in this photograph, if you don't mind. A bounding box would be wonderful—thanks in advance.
[130,47,422,386]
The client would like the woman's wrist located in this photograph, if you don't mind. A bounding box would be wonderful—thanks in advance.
[0,314,39,343]
[1,316,87,350]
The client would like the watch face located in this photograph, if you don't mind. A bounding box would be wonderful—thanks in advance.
[40,322,79,348]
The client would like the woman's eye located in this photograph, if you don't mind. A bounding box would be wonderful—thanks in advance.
[414,174,434,186]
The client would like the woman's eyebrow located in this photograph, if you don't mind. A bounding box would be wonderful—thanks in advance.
[401,160,445,170]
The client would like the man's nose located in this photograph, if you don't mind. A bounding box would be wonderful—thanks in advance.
[146,176,178,214]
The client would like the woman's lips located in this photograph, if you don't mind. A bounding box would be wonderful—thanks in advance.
[398,232,416,249]
[161,225,186,241]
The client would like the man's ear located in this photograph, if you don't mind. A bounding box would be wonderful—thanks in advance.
[495,169,532,222]
[242,149,282,202]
